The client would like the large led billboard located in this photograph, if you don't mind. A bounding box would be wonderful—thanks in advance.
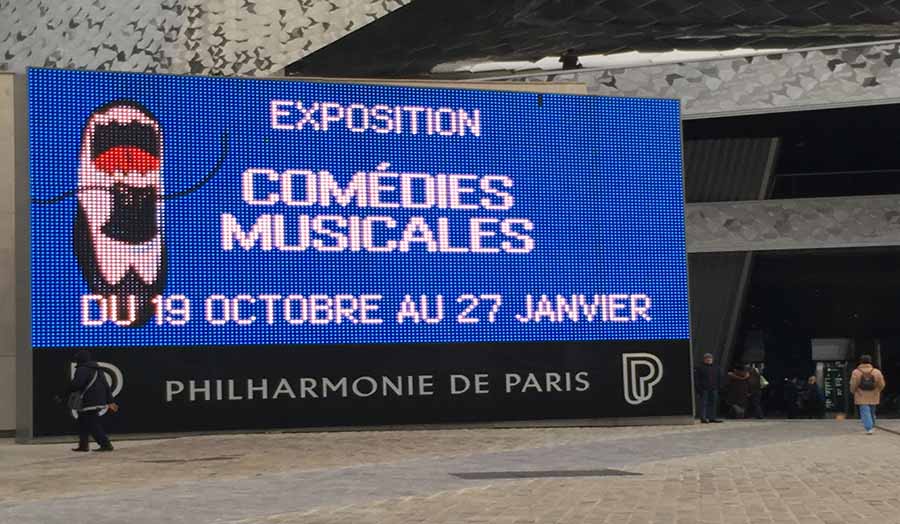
[24,68,692,436]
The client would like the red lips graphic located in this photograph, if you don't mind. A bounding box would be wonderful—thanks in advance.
[94,146,160,174]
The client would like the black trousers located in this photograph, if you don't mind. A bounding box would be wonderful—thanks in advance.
[749,393,764,419]
[77,411,111,447]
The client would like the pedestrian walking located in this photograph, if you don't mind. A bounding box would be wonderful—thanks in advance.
[849,355,886,434]
[726,365,751,418]
[800,375,825,419]
[62,350,118,451]
[783,377,803,419]
[694,353,723,423]
[748,367,766,419]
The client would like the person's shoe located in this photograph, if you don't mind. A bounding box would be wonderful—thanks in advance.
[700,419,710,424]
[710,419,724,423]
[71,445,89,452]
[94,444,114,452]
[866,429,874,435]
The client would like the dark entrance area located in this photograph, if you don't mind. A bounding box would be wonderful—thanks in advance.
[685,103,900,420]
[877,336,900,416]
[738,248,900,417]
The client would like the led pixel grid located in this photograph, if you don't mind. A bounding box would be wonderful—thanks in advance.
[28,68,688,348]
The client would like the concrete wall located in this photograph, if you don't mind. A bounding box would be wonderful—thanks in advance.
[503,41,900,118]
[0,73,16,432]
[685,195,900,253]
[0,0,411,76]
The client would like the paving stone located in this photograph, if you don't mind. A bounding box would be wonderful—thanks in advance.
[1,420,899,524]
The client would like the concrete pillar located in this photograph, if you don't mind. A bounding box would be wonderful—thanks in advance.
[0,73,16,433]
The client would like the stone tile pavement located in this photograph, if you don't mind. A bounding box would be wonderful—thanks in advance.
[1,420,899,524]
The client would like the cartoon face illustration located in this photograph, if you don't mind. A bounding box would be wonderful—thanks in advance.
[73,100,167,327]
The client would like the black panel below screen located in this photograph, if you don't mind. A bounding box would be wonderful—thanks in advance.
[33,340,692,436]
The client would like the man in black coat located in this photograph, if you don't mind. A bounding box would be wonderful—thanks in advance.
[64,350,116,452]
[694,353,723,423]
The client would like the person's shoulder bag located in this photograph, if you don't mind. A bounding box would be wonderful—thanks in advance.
[859,369,878,391]
[67,370,98,411]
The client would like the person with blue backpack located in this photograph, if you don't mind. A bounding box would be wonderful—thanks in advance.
[850,355,886,435]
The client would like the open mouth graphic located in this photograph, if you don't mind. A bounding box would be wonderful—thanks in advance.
[82,102,163,245]
[86,101,162,180]
[91,119,161,175]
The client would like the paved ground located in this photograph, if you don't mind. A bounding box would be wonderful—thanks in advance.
[2,419,900,524]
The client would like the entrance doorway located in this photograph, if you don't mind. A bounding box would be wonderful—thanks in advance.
[738,248,900,418]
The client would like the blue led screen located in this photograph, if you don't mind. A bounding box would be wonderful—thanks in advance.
[28,68,688,348]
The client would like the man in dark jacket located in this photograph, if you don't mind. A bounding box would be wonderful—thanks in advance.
[64,350,115,452]
[694,353,723,423]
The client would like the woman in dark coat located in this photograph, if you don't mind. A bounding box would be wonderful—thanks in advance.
[64,350,116,452]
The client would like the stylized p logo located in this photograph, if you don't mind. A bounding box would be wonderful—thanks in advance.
[622,353,663,406]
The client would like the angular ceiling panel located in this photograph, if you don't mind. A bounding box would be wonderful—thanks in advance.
[289,0,900,78]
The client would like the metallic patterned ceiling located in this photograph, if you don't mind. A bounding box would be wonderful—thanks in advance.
[287,0,900,77]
